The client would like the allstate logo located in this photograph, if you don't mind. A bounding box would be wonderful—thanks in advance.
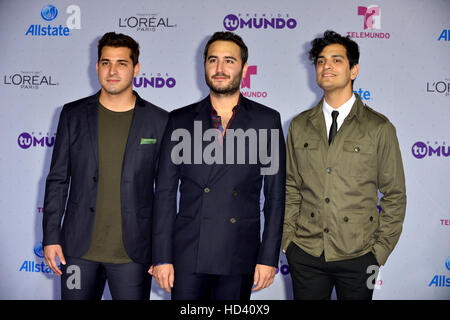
[411,141,427,159]
[41,5,58,21]
[446,257,450,271]
[33,242,44,258]
[18,132,33,149]
[223,14,239,31]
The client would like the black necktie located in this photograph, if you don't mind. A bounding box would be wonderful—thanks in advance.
[328,111,339,145]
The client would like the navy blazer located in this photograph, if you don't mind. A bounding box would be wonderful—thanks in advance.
[152,95,286,275]
[43,91,168,264]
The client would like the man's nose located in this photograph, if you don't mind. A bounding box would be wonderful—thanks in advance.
[216,60,225,73]
[109,63,118,75]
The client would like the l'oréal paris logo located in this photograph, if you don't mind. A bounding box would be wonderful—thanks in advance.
[3,71,58,89]
[119,13,176,32]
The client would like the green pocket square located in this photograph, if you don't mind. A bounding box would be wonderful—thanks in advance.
[140,138,157,144]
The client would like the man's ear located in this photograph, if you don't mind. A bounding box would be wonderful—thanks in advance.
[134,62,140,77]
[241,62,248,79]
[350,63,359,80]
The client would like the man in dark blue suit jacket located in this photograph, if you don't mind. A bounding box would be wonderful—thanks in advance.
[42,32,168,299]
[151,31,286,300]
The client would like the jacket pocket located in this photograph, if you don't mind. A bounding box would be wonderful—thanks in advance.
[295,206,322,238]
[335,210,368,255]
[294,139,321,173]
[341,140,376,177]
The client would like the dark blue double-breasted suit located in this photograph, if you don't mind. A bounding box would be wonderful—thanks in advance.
[152,95,286,276]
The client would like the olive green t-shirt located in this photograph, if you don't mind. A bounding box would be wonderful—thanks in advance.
[82,102,133,263]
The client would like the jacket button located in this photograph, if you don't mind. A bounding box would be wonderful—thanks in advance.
[354,146,360,152]
[204,187,210,193]
[324,228,329,233]
[93,177,97,183]
[89,207,95,213]
[232,190,237,196]
[325,198,330,203]
[310,212,314,218]
[370,216,374,222]
[326,167,332,173]
[230,218,236,223]
[304,142,308,148]
[344,216,349,222]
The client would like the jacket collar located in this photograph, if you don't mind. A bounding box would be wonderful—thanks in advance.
[308,93,365,123]
[194,93,253,130]
[307,93,365,144]
[86,90,146,108]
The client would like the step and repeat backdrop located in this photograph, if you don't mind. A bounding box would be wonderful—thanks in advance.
[0,0,449,300]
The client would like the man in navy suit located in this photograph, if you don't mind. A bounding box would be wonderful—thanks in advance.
[42,32,168,300]
[151,31,286,300]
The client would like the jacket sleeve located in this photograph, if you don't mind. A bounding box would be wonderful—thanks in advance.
[42,106,70,246]
[281,120,303,251]
[373,121,407,266]
[257,112,286,267]
[152,114,180,264]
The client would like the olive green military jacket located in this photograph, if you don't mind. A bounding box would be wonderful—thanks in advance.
[282,95,406,266]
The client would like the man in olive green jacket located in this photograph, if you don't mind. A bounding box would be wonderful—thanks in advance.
[282,30,406,300]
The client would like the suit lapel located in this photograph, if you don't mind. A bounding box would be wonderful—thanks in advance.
[122,92,149,178]
[86,92,101,166]
[192,96,216,185]
[208,95,252,186]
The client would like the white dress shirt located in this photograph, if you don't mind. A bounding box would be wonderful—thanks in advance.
[323,94,356,139]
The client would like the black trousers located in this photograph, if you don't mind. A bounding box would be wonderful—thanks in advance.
[60,256,151,300]
[172,271,254,300]
[286,243,378,300]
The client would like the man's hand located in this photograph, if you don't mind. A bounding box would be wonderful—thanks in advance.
[252,264,276,291]
[150,264,174,293]
[44,244,66,276]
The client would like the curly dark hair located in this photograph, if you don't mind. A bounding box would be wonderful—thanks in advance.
[203,31,248,66]
[309,30,359,69]
[97,32,140,66]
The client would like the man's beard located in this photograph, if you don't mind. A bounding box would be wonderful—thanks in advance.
[205,71,242,96]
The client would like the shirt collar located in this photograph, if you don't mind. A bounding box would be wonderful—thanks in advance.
[322,93,356,121]
[210,96,241,116]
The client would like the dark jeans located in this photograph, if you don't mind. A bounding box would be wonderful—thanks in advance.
[286,243,378,300]
[60,256,151,300]
[172,271,254,300]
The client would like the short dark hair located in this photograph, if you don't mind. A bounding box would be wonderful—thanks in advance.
[97,32,140,66]
[308,30,359,69]
[203,31,248,66]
